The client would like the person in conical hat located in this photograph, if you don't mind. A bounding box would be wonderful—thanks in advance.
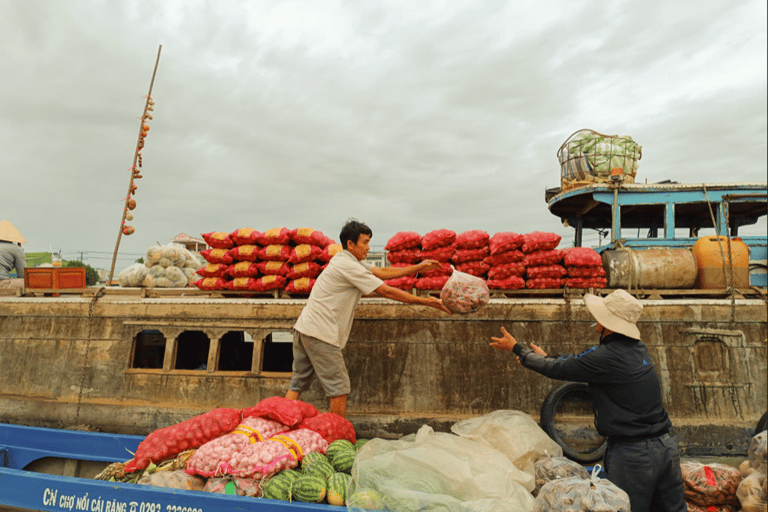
[490,289,686,512]
[0,220,27,288]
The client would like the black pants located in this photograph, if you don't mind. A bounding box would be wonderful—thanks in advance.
[603,433,687,512]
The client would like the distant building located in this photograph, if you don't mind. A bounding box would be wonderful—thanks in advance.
[170,233,208,252]
[365,251,387,268]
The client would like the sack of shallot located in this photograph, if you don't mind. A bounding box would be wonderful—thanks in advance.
[440,267,489,314]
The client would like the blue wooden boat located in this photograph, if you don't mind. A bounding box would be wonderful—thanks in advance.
[0,423,339,512]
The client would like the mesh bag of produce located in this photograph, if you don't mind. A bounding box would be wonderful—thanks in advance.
[563,247,602,267]
[527,265,567,279]
[290,228,334,247]
[567,266,605,278]
[385,231,422,251]
[319,244,343,263]
[488,262,526,279]
[242,397,319,427]
[487,276,526,290]
[452,246,490,264]
[193,277,229,290]
[456,230,490,250]
[287,261,322,280]
[385,275,416,290]
[118,263,149,287]
[200,248,234,265]
[298,412,357,444]
[421,229,457,251]
[440,267,490,314]
[226,261,260,278]
[230,227,260,246]
[455,261,490,277]
[224,277,260,291]
[524,250,564,267]
[420,244,456,262]
[197,263,230,278]
[250,275,286,292]
[736,472,767,512]
[522,232,562,253]
[227,245,260,262]
[258,245,291,262]
[124,408,241,473]
[227,429,328,478]
[421,261,452,277]
[286,278,316,294]
[686,503,738,512]
[527,278,565,289]
[533,456,589,496]
[490,232,524,255]
[565,277,607,289]
[256,227,291,246]
[256,260,291,276]
[387,249,421,264]
[485,251,525,267]
[201,232,234,249]
[535,466,630,512]
[415,275,450,290]
[681,461,743,507]
[749,431,767,474]
[288,244,323,264]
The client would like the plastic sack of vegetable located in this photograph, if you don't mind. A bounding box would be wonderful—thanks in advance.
[347,425,536,512]
[440,267,490,314]
[451,410,563,491]
[533,455,589,496]
[534,466,630,512]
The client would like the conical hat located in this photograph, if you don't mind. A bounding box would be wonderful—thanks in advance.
[0,220,27,244]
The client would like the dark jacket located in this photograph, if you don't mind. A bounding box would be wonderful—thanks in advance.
[514,332,672,439]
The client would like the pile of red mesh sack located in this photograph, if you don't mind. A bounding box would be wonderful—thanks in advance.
[563,247,606,289]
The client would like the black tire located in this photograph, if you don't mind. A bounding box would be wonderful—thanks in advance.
[756,411,767,435]
[540,382,607,464]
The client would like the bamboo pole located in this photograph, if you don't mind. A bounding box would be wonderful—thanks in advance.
[108,45,162,285]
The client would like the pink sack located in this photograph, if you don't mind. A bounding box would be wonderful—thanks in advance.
[489,232,524,255]
[452,247,490,264]
[563,247,603,267]
[385,231,422,251]
[420,244,456,262]
[456,230,490,250]
[455,261,490,277]
[242,397,319,427]
[521,232,562,253]
[420,261,453,277]
[421,229,457,251]
[226,429,328,478]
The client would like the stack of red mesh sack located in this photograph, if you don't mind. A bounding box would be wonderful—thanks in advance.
[194,227,338,294]
[522,232,566,289]
[485,232,526,290]
[384,231,422,290]
[452,230,491,280]
[415,229,456,290]
[563,247,606,289]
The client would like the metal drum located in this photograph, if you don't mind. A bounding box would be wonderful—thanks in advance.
[602,248,698,289]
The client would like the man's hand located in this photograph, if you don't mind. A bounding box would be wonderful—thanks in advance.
[423,296,452,314]
[489,326,519,352]
[417,259,443,273]
[529,342,547,356]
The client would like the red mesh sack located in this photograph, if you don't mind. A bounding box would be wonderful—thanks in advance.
[567,266,606,278]
[526,278,564,289]
[421,261,453,277]
[251,275,286,291]
[420,244,456,262]
[256,227,291,246]
[523,250,564,267]
[200,248,234,265]
[288,244,323,264]
[455,261,490,277]
[227,261,260,278]
[385,231,422,252]
[201,232,234,249]
[487,262,526,279]
[297,412,356,444]
[227,245,260,262]
[563,247,602,267]
[484,250,524,266]
[521,232,562,253]
[387,249,421,264]
[415,275,450,290]
[256,261,291,276]
[565,277,607,289]
[287,261,322,279]
[686,503,737,512]
[385,276,416,290]
[258,245,291,262]
[225,277,260,291]
[193,277,229,290]
[489,232,524,255]
[124,408,241,473]
[681,462,742,507]
[452,246,490,264]
[487,276,526,290]
[291,228,334,247]
[440,268,490,314]
[456,230,490,250]
[319,244,343,263]
[230,228,260,246]
[242,397,319,427]
[421,229,457,251]
[527,265,567,279]
[197,263,230,278]
[285,278,316,294]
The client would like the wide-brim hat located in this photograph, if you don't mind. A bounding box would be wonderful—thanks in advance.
[583,289,643,339]
[0,220,26,244]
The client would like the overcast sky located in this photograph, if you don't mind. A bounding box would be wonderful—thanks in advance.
[2,0,766,271]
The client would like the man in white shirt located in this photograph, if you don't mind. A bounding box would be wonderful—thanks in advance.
[287,220,450,417]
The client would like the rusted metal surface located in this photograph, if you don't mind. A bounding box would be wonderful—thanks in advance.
[0,293,765,456]
[602,248,698,289]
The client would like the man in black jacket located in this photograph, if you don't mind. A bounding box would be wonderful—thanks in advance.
[490,289,686,512]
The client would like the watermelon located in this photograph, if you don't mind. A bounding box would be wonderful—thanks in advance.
[303,458,334,480]
[262,472,295,501]
[347,488,385,510]
[331,448,355,474]
[291,474,327,503]
[355,439,369,452]
[301,451,327,469]
[326,439,355,461]
[326,472,351,506]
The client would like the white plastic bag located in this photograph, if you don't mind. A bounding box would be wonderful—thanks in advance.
[534,466,630,512]
[440,267,490,314]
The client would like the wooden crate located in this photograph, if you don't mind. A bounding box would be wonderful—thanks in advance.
[24,267,86,289]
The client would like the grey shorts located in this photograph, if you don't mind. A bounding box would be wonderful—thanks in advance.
[289,330,350,397]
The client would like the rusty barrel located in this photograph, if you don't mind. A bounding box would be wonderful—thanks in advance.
[602,248,698,289]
